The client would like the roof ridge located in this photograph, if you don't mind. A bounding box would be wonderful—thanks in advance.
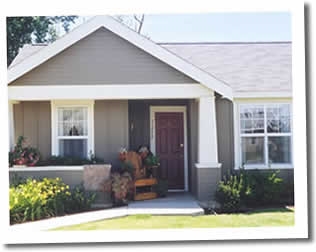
[159,41,292,45]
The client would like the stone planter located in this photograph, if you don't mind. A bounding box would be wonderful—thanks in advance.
[83,164,112,207]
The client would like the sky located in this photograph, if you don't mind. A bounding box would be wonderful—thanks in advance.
[75,12,291,43]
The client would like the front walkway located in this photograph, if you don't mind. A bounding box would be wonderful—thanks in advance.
[129,192,204,215]
[9,193,204,231]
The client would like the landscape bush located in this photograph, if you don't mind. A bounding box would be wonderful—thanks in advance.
[10,177,96,224]
[65,184,96,213]
[215,169,291,213]
[36,155,104,166]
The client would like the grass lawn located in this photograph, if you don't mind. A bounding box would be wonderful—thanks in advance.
[52,207,294,231]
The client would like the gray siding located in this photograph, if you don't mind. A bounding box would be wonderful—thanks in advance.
[94,100,129,166]
[13,101,51,159]
[129,99,196,192]
[196,168,221,201]
[215,97,234,176]
[9,169,83,188]
[10,28,196,86]
[128,100,189,151]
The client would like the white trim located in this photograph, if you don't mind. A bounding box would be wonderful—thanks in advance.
[234,100,293,170]
[51,100,95,158]
[234,91,292,99]
[8,84,212,101]
[8,101,15,150]
[9,166,84,172]
[149,106,188,192]
[197,93,218,163]
[8,16,233,100]
[195,163,222,169]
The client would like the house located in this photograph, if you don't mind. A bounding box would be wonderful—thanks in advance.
[7,16,293,201]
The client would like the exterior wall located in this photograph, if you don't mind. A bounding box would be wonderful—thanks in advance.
[128,99,189,150]
[13,101,51,159]
[196,167,221,201]
[241,169,294,183]
[128,99,194,192]
[10,28,196,86]
[215,97,234,176]
[94,100,129,167]
[9,165,113,206]
[9,169,83,187]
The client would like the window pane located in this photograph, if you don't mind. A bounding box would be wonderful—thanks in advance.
[241,137,265,164]
[59,139,88,158]
[58,107,88,136]
[267,104,291,133]
[268,136,291,164]
[240,106,264,133]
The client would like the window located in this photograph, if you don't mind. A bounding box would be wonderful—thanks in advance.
[52,101,94,159]
[239,103,292,168]
[57,107,88,158]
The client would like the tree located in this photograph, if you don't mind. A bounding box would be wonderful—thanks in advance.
[7,16,77,66]
[114,14,145,34]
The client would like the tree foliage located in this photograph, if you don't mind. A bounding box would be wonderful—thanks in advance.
[7,16,77,66]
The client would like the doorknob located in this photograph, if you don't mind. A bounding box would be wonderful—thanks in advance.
[180,144,184,147]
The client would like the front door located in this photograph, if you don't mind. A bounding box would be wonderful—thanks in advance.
[155,112,185,190]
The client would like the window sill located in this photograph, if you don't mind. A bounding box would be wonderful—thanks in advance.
[234,165,294,170]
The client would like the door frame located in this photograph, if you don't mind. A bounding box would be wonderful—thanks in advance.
[149,106,188,192]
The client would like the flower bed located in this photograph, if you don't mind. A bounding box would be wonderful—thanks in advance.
[10,177,96,224]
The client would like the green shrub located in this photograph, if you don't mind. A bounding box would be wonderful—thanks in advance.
[9,178,96,224]
[65,184,96,213]
[36,155,104,166]
[216,169,285,212]
[9,174,26,188]
[215,172,250,213]
[10,178,70,224]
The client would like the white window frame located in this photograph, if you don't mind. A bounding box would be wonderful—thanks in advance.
[234,100,293,170]
[51,100,94,158]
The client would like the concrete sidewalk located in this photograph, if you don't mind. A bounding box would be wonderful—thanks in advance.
[9,193,204,231]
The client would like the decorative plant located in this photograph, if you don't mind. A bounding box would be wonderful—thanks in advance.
[9,177,96,224]
[9,177,71,224]
[215,169,285,213]
[153,179,168,198]
[144,154,160,178]
[144,155,160,167]
[111,172,134,205]
[9,136,40,167]
[36,155,104,166]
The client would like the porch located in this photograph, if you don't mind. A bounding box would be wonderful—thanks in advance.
[8,84,226,201]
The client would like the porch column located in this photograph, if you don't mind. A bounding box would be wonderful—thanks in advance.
[198,93,218,164]
[195,93,222,201]
[8,100,17,150]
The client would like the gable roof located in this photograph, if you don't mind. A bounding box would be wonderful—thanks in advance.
[7,15,233,100]
[161,42,292,95]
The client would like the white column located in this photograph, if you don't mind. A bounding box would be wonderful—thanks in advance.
[8,101,16,150]
[197,93,219,165]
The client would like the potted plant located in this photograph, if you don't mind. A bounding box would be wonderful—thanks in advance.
[9,136,40,167]
[144,155,160,178]
[153,179,168,198]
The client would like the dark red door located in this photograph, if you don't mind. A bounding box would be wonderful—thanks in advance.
[155,112,184,190]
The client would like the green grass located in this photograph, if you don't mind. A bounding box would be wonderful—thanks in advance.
[51,208,294,231]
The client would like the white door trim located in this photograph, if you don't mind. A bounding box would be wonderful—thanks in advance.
[149,106,188,192]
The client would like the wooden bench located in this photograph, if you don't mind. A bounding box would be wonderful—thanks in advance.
[134,178,157,201]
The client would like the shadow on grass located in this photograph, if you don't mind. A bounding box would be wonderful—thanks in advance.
[246,206,294,214]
